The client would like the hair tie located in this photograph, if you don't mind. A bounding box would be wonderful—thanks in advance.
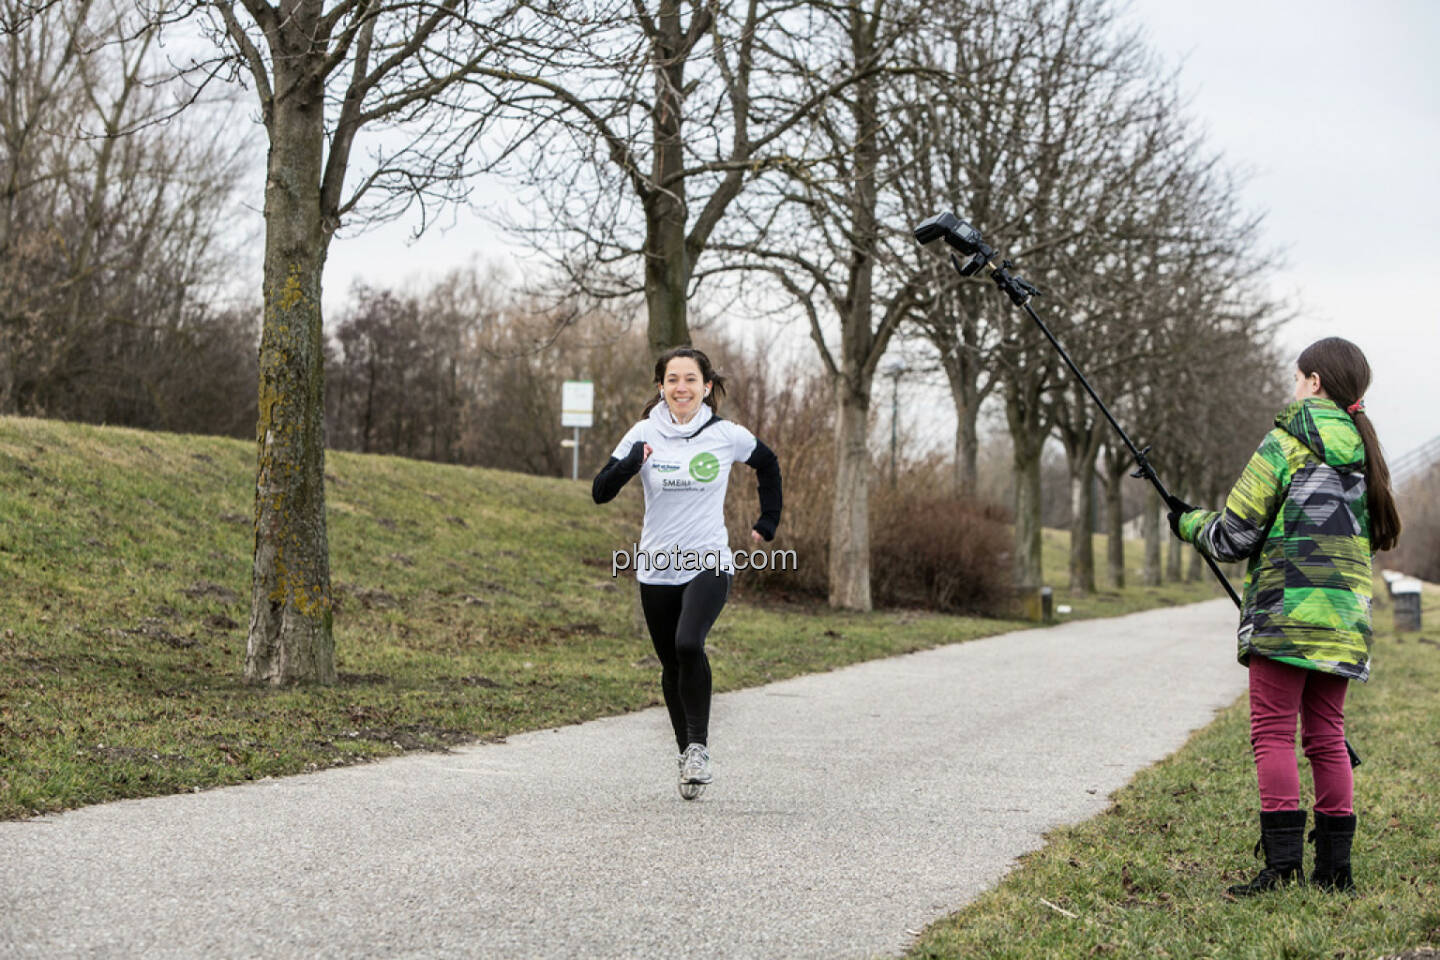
[1346,399,1365,415]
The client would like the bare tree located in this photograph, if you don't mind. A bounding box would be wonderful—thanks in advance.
[989,0,1155,592]
[324,265,655,477]
[890,5,1028,498]
[903,0,1284,595]
[0,0,253,430]
[714,0,930,610]
[473,0,891,357]
[155,0,531,684]
[882,0,1159,591]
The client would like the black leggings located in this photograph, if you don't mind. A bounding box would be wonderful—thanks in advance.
[639,570,732,750]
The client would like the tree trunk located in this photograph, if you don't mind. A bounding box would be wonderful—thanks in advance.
[826,29,883,613]
[1065,421,1104,594]
[644,3,690,355]
[1004,365,1048,592]
[1187,541,1203,582]
[1142,486,1162,586]
[246,55,336,686]
[1104,458,1125,589]
[941,350,980,497]
[645,195,689,354]
[829,373,872,610]
[1067,466,1096,593]
[1011,432,1045,590]
[1166,525,1183,582]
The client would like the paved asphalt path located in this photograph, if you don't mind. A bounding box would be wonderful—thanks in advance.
[2,599,1245,959]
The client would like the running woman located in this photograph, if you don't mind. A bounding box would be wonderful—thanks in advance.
[592,347,782,798]
[1167,337,1400,895]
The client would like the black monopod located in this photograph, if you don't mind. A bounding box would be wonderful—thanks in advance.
[913,211,1361,766]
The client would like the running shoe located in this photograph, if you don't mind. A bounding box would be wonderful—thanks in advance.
[680,743,712,784]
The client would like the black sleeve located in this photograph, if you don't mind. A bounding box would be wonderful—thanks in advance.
[592,441,646,504]
[745,439,782,541]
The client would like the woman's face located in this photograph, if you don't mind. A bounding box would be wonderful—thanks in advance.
[1293,367,1326,402]
[661,357,710,421]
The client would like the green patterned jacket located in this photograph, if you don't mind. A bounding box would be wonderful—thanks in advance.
[1178,398,1372,681]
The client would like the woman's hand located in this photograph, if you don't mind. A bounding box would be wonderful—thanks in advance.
[643,443,653,460]
[750,529,764,544]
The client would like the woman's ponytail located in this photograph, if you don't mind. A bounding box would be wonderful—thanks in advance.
[1297,337,1401,552]
[1351,409,1401,552]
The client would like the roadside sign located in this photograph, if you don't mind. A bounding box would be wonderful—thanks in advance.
[562,380,594,428]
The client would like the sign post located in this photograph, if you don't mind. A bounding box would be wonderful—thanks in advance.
[561,380,594,480]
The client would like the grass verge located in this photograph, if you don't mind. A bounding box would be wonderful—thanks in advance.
[908,580,1440,960]
[1,416,1218,820]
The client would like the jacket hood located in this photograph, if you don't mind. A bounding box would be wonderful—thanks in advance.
[648,400,714,440]
[1276,398,1365,470]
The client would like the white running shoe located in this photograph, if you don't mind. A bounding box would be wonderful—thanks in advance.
[680,743,712,785]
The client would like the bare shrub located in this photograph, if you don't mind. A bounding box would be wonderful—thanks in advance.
[870,493,1014,615]
[1392,468,1440,582]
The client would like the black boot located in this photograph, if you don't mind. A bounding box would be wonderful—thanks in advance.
[1227,809,1307,897]
[1309,811,1357,892]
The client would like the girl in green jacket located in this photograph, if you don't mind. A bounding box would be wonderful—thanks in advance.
[1167,337,1401,897]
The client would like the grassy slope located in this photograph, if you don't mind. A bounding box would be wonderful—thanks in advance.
[0,416,1220,820]
[908,582,1440,960]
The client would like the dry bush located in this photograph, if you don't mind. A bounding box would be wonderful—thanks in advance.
[870,453,1015,614]
[870,491,1014,614]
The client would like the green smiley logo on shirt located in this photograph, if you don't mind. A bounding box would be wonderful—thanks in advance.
[688,452,720,482]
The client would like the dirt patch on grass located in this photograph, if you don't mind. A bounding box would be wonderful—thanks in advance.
[553,621,603,639]
[355,587,399,609]
[320,724,474,752]
[182,581,241,604]
[333,584,400,611]
[359,724,471,750]
[123,618,196,648]
[337,671,390,686]
[16,655,73,676]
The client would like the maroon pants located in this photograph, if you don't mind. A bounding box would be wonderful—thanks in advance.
[1248,655,1353,815]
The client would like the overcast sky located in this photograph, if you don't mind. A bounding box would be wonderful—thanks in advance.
[1123,0,1440,465]
[321,0,1440,463]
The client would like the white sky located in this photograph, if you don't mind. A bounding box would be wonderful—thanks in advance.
[318,0,1440,463]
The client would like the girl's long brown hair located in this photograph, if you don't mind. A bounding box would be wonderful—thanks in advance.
[641,346,728,418]
[1297,337,1401,551]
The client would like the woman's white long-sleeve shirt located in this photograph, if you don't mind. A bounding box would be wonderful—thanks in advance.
[607,404,757,585]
